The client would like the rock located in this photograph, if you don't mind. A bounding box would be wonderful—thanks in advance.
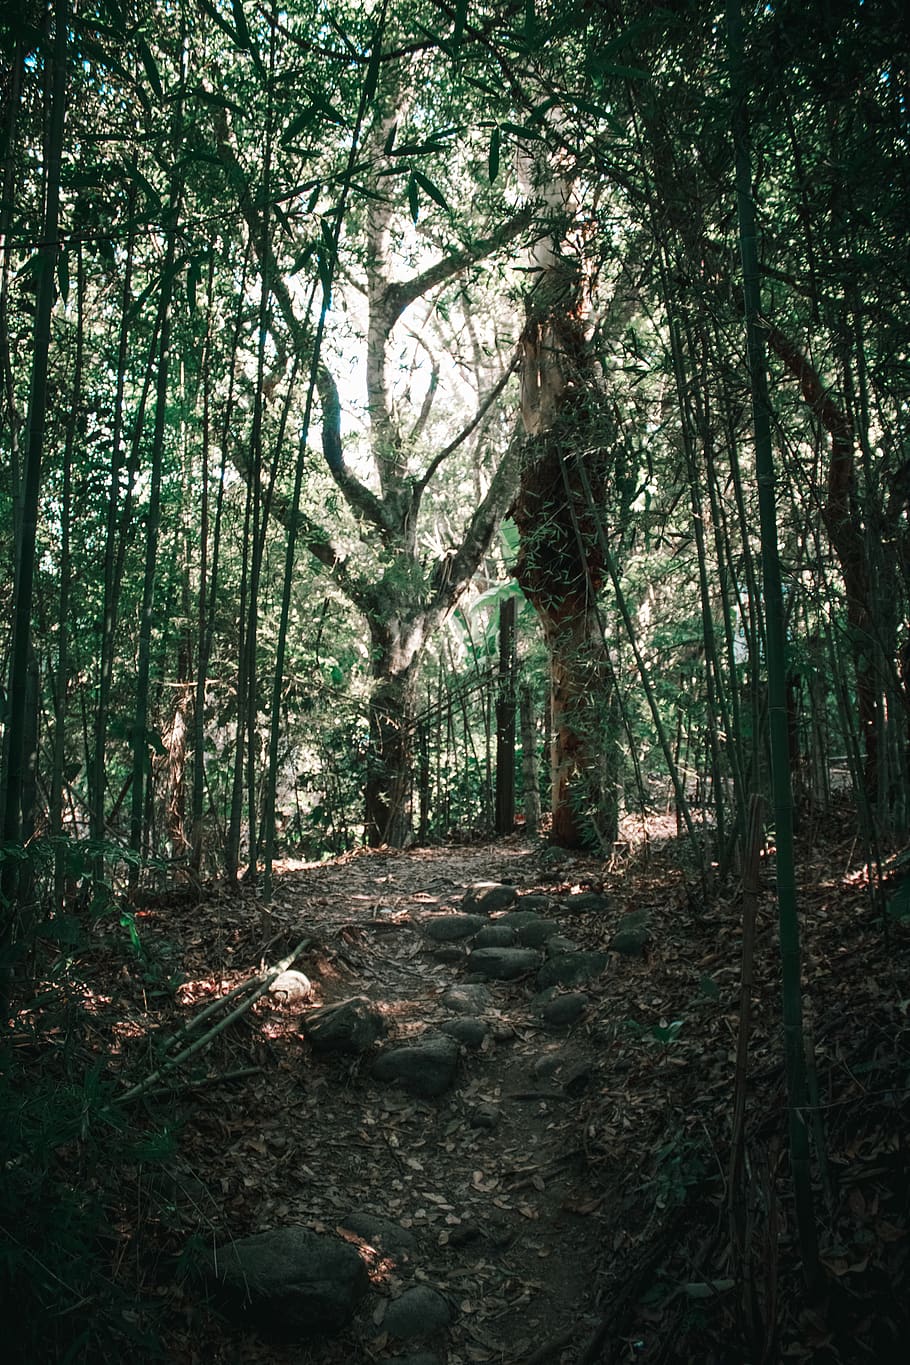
[546,934,579,957]
[468,1102,500,1130]
[301,997,384,1055]
[561,891,612,914]
[532,1045,592,1094]
[268,969,312,1004]
[532,1049,562,1079]
[516,894,554,913]
[537,950,608,990]
[610,911,651,957]
[499,909,548,930]
[440,1016,488,1048]
[429,944,467,964]
[540,991,589,1029]
[515,917,559,948]
[384,1284,454,1340]
[420,912,486,942]
[395,1355,442,1365]
[441,983,491,1014]
[461,882,519,915]
[372,1035,460,1097]
[337,1211,417,1259]
[562,1057,594,1095]
[468,946,541,980]
[205,1225,368,1337]
[609,927,649,957]
[472,922,517,948]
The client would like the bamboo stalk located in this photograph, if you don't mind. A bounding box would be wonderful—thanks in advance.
[115,936,311,1105]
[729,792,762,1268]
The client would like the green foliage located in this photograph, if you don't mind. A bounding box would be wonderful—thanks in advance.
[647,1131,707,1211]
[623,1015,685,1049]
[0,1047,167,1362]
[886,879,910,924]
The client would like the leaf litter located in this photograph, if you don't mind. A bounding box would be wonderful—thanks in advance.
[27,811,910,1363]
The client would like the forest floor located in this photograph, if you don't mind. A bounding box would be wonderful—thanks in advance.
[12,808,910,1364]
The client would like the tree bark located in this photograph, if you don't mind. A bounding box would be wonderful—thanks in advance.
[765,322,879,798]
[519,682,541,836]
[495,597,517,834]
[511,131,618,849]
[362,612,427,846]
[513,407,615,847]
[1,0,66,990]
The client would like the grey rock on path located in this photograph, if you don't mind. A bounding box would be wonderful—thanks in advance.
[546,934,579,957]
[372,1034,460,1097]
[301,997,384,1055]
[420,912,486,942]
[560,891,613,914]
[610,910,652,957]
[461,882,519,915]
[514,916,560,947]
[537,950,608,990]
[441,983,491,1014]
[472,922,518,948]
[468,946,541,980]
[205,1225,368,1337]
[440,1016,488,1048]
[337,1211,417,1259]
[384,1284,454,1340]
[539,990,589,1029]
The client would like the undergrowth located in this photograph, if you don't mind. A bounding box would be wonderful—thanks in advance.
[0,894,172,1364]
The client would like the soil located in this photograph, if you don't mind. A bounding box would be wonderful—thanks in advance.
[37,816,910,1363]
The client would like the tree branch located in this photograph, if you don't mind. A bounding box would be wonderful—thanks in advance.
[429,427,523,617]
[377,206,535,339]
[416,348,521,494]
[213,111,389,527]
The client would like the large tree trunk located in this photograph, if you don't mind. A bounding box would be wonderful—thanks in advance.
[513,320,616,848]
[511,133,618,849]
[363,615,427,846]
[513,437,615,848]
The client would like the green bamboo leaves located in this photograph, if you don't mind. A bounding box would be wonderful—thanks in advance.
[406,170,450,222]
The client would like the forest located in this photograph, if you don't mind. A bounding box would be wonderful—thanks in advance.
[2,0,909,1361]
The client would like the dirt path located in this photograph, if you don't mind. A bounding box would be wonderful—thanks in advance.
[160,837,615,1364]
[85,817,910,1362]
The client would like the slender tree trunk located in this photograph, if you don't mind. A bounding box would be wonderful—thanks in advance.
[0,36,24,488]
[1,0,66,1005]
[90,171,138,868]
[495,597,516,834]
[728,0,820,1293]
[512,141,617,848]
[190,266,213,875]
[226,474,253,882]
[519,681,541,837]
[191,250,250,872]
[128,235,177,888]
[51,243,83,908]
